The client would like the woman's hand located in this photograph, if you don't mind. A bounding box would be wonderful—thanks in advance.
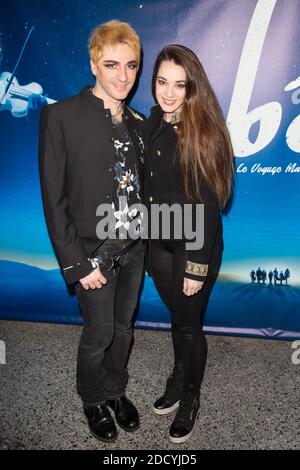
[183,277,204,296]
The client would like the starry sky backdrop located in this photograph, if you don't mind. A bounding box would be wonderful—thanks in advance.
[0,0,299,282]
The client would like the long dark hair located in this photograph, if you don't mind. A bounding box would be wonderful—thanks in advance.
[152,44,233,209]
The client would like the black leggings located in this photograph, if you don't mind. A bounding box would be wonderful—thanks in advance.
[150,239,222,391]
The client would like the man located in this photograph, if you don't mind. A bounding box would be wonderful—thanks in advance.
[39,20,145,443]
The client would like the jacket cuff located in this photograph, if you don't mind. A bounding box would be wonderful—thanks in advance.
[185,260,208,281]
[62,258,95,284]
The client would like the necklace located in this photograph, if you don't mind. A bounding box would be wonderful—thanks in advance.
[111,104,124,118]
[91,87,123,120]
[111,105,124,125]
[161,112,180,130]
[171,112,178,124]
[162,111,180,125]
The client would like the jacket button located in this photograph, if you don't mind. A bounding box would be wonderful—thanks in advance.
[109,167,113,172]
[149,196,153,202]
[109,137,115,142]
[156,150,161,156]
[106,194,111,199]
[105,113,110,118]
[150,171,153,177]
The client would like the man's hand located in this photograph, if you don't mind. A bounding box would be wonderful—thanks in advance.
[79,266,107,290]
[183,278,204,296]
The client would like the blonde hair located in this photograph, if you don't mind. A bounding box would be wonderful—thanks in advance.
[88,19,141,65]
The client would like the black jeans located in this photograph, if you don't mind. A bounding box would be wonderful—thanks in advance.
[76,239,145,405]
[150,237,222,392]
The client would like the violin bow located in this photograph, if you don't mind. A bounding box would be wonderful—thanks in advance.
[0,25,35,104]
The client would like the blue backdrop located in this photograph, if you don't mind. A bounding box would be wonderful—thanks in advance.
[0,0,299,339]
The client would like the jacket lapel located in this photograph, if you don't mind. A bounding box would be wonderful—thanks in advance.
[146,105,165,146]
[124,107,145,174]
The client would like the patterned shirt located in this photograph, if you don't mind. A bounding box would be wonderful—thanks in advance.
[111,119,142,239]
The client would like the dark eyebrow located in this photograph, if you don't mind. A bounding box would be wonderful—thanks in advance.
[102,60,137,65]
[157,75,186,83]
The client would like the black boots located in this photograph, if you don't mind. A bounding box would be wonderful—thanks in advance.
[153,373,200,444]
[169,386,200,443]
[83,403,118,443]
[106,396,140,432]
[84,396,140,443]
[153,369,184,415]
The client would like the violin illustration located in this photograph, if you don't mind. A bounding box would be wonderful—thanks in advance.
[0,26,56,118]
[0,71,56,117]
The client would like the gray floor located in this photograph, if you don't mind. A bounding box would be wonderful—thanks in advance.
[0,320,299,450]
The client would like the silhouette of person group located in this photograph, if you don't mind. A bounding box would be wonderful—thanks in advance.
[250,267,290,285]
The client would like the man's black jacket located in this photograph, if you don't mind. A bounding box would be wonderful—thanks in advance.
[39,86,144,284]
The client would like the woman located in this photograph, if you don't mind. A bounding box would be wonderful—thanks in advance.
[143,45,233,443]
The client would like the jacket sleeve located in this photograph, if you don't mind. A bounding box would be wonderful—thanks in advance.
[185,184,222,282]
[38,106,95,284]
